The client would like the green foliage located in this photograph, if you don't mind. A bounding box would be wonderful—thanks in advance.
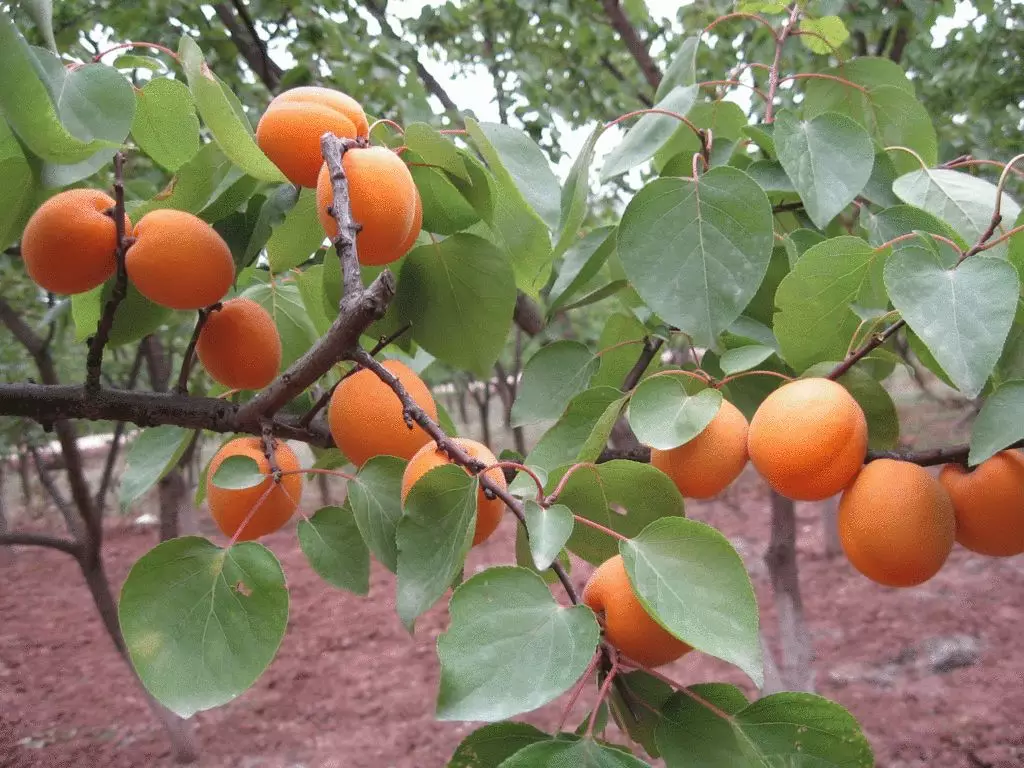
[347,456,406,574]
[522,500,574,571]
[510,341,599,427]
[968,380,1024,465]
[627,375,722,450]
[119,426,193,510]
[297,504,370,596]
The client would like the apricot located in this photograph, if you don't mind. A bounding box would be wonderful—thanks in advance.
[328,359,438,467]
[397,187,423,257]
[401,437,505,546]
[126,210,235,310]
[315,146,419,266]
[256,86,369,187]
[207,437,303,541]
[196,298,281,391]
[651,398,749,499]
[21,189,130,295]
[748,377,868,501]
[838,459,955,587]
[582,555,692,668]
[939,451,1024,557]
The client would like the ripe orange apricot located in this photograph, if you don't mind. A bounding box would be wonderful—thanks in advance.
[401,437,506,546]
[397,187,423,257]
[207,437,303,541]
[21,189,131,295]
[650,398,749,499]
[939,451,1024,557]
[196,298,282,391]
[315,146,419,266]
[256,86,369,187]
[583,555,692,668]
[838,459,955,587]
[328,359,438,467]
[126,209,235,310]
[748,377,868,501]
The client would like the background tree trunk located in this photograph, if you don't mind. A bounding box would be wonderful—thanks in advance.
[0,462,11,565]
[821,495,843,558]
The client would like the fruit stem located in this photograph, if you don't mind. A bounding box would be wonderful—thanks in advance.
[176,304,222,395]
[622,663,735,721]
[572,514,629,542]
[554,651,602,734]
[225,482,276,548]
[716,369,794,388]
[543,462,596,507]
[85,152,129,393]
[604,109,703,147]
[91,41,180,64]
[586,656,620,739]
[368,118,405,135]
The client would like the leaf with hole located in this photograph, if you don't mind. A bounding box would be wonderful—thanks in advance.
[119,536,288,718]
[297,503,369,595]
[511,341,599,427]
[628,375,722,450]
[436,566,599,721]
[621,517,762,686]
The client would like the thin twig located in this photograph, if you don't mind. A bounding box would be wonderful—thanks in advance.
[176,304,221,395]
[764,5,801,123]
[85,152,129,392]
[621,337,664,391]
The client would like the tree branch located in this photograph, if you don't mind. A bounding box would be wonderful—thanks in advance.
[600,0,662,90]
[764,5,801,123]
[621,337,663,391]
[599,54,654,107]
[95,341,147,513]
[212,2,282,91]
[29,444,84,541]
[176,304,220,395]
[0,532,81,557]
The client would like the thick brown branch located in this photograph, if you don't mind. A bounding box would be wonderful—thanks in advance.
[212,2,282,90]
[0,383,333,447]
[621,337,663,391]
[601,0,662,89]
[599,54,654,106]
[176,304,221,395]
[0,532,82,557]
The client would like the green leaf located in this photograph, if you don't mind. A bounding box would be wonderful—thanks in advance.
[112,54,167,73]
[436,566,600,721]
[119,536,288,718]
[744,160,796,194]
[511,341,599,427]
[774,236,887,372]
[885,251,1018,397]
[211,455,264,490]
[522,387,625,477]
[405,123,468,180]
[1009,210,1024,278]
[601,85,698,181]
[178,36,285,182]
[266,188,325,272]
[242,280,318,369]
[0,11,115,163]
[37,61,136,187]
[0,119,36,250]
[297,504,369,595]
[618,168,773,348]
[741,246,789,327]
[470,122,561,232]
[397,464,478,630]
[804,364,900,450]
[295,264,332,336]
[118,426,193,511]
[654,101,749,174]
[523,500,573,571]
[242,183,300,267]
[448,722,549,768]
[592,312,648,389]
[628,376,722,450]
[514,525,570,584]
[348,456,406,573]
[131,78,200,172]
[893,169,1021,258]
[864,204,966,265]
[397,234,516,376]
[774,110,874,229]
[656,685,873,767]
[499,738,650,767]
[621,517,762,686]
[799,15,849,54]
[411,164,480,235]
[607,670,674,759]
[719,345,776,375]
[861,151,900,208]
[548,227,617,313]
[554,124,601,258]
[561,462,685,566]
[130,143,249,221]
[655,37,700,102]
[24,0,57,54]
[968,380,1024,465]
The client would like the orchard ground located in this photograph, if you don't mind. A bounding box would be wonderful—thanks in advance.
[2,380,1023,768]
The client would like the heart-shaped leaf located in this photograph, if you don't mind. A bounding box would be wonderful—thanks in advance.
[628,375,722,450]
[211,455,264,490]
[347,456,406,573]
[297,503,369,595]
[523,500,574,571]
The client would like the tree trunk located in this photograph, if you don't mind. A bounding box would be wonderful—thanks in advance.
[472,382,492,446]
[157,469,188,541]
[17,448,32,507]
[821,495,843,558]
[317,473,333,506]
[80,557,199,762]
[454,381,469,423]
[0,463,11,565]
[764,491,815,692]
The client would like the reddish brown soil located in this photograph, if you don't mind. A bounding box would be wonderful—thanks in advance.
[2,472,1024,768]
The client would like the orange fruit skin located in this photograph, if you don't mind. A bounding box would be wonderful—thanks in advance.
[397,188,423,257]
[256,87,369,187]
[126,210,235,310]
[196,298,282,391]
[582,555,692,668]
[328,359,438,467]
[939,451,1024,557]
[748,377,868,501]
[315,147,418,266]
[838,459,955,587]
[401,437,506,546]
[207,437,303,541]
[21,189,130,295]
[650,398,749,499]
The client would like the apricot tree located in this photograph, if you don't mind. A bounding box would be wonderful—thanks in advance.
[1,3,1023,766]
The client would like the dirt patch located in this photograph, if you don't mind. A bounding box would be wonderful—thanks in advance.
[2,469,1024,767]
